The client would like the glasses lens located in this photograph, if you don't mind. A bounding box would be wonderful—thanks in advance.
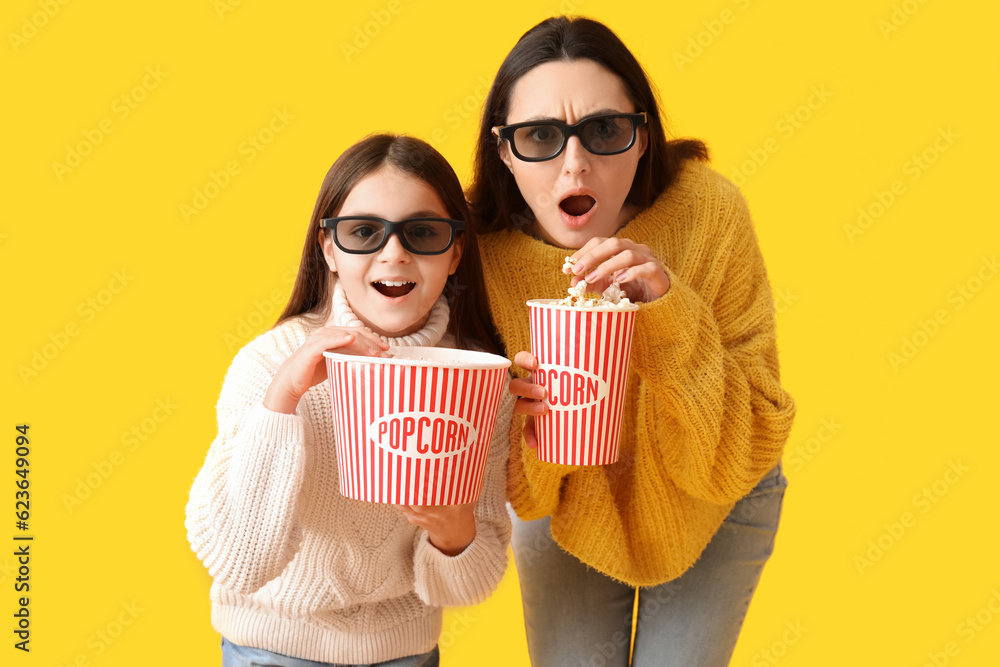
[336,218,386,252]
[581,116,634,154]
[402,219,454,253]
[512,123,564,159]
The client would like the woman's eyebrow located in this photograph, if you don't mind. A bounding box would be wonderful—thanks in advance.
[518,108,630,123]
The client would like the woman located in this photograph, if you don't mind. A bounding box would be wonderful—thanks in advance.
[469,17,796,667]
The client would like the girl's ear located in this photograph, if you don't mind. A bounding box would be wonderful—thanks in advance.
[318,228,337,272]
[448,234,465,276]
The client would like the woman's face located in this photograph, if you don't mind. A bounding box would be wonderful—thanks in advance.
[498,58,647,249]
[320,166,463,338]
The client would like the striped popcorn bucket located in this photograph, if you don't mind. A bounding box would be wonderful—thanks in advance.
[527,299,639,465]
[323,347,511,505]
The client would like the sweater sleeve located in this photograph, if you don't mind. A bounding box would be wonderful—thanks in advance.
[185,343,307,594]
[412,389,513,607]
[629,189,796,505]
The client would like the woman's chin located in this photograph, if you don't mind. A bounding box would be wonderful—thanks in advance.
[536,215,615,249]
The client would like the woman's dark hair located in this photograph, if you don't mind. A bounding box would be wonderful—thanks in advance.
[468,16,709,233]
[276,134,503,355]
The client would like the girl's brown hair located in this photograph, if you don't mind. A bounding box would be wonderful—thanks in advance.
[276,134,502,355]
[468,16,709,233]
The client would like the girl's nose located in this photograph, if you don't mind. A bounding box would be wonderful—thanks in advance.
[561,136,591,175]
[377,232,410,262]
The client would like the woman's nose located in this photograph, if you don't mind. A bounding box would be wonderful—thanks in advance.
[561,136,591,175]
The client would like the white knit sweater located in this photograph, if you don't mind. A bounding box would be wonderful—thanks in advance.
[185,284,513,663]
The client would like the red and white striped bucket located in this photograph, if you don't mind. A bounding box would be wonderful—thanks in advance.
[324,347,510,505]
[527,299,639,465]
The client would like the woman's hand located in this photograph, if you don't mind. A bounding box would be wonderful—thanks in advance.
[565,237,670,302]
[509,351,548,449]
[263,326,389,415]
[399,503,477,556]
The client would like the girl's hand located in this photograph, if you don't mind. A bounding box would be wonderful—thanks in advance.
[565,237,670,302]
[263,326,389,415]
[509,351,548,449]
[399,503,476,556]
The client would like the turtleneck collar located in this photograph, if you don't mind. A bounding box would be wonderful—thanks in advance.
[328,278,450,349]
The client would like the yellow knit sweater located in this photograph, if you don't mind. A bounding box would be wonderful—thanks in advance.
[480,159,795,586]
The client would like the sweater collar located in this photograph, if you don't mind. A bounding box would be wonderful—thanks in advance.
[328,278,450,349]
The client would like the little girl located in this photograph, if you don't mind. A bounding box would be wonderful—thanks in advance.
[186,134,513,667]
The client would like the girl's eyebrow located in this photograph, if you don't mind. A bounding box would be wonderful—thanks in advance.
[404,210,449,219]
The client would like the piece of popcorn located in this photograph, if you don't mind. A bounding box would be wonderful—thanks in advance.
[601,282,626,304]
[555,259,635,309]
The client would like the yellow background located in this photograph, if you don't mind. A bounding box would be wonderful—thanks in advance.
[3,0,998,665]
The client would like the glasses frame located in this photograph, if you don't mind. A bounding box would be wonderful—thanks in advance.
[320,216,466,255]
[494,112,648,162]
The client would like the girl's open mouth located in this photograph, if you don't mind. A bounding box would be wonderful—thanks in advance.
[373,280,415,298]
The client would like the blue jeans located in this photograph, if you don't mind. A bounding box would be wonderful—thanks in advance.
[511,464,787,667]
[221,638,439,667]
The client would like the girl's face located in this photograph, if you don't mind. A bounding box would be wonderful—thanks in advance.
[320,166,463,338]
[498,58,647,249]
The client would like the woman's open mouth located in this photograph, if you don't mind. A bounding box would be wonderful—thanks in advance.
[558,193,597,229]
[372,280,415,298]
[560,195,596,217]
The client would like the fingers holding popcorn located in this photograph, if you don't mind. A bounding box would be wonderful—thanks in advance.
[564,237,670,302]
